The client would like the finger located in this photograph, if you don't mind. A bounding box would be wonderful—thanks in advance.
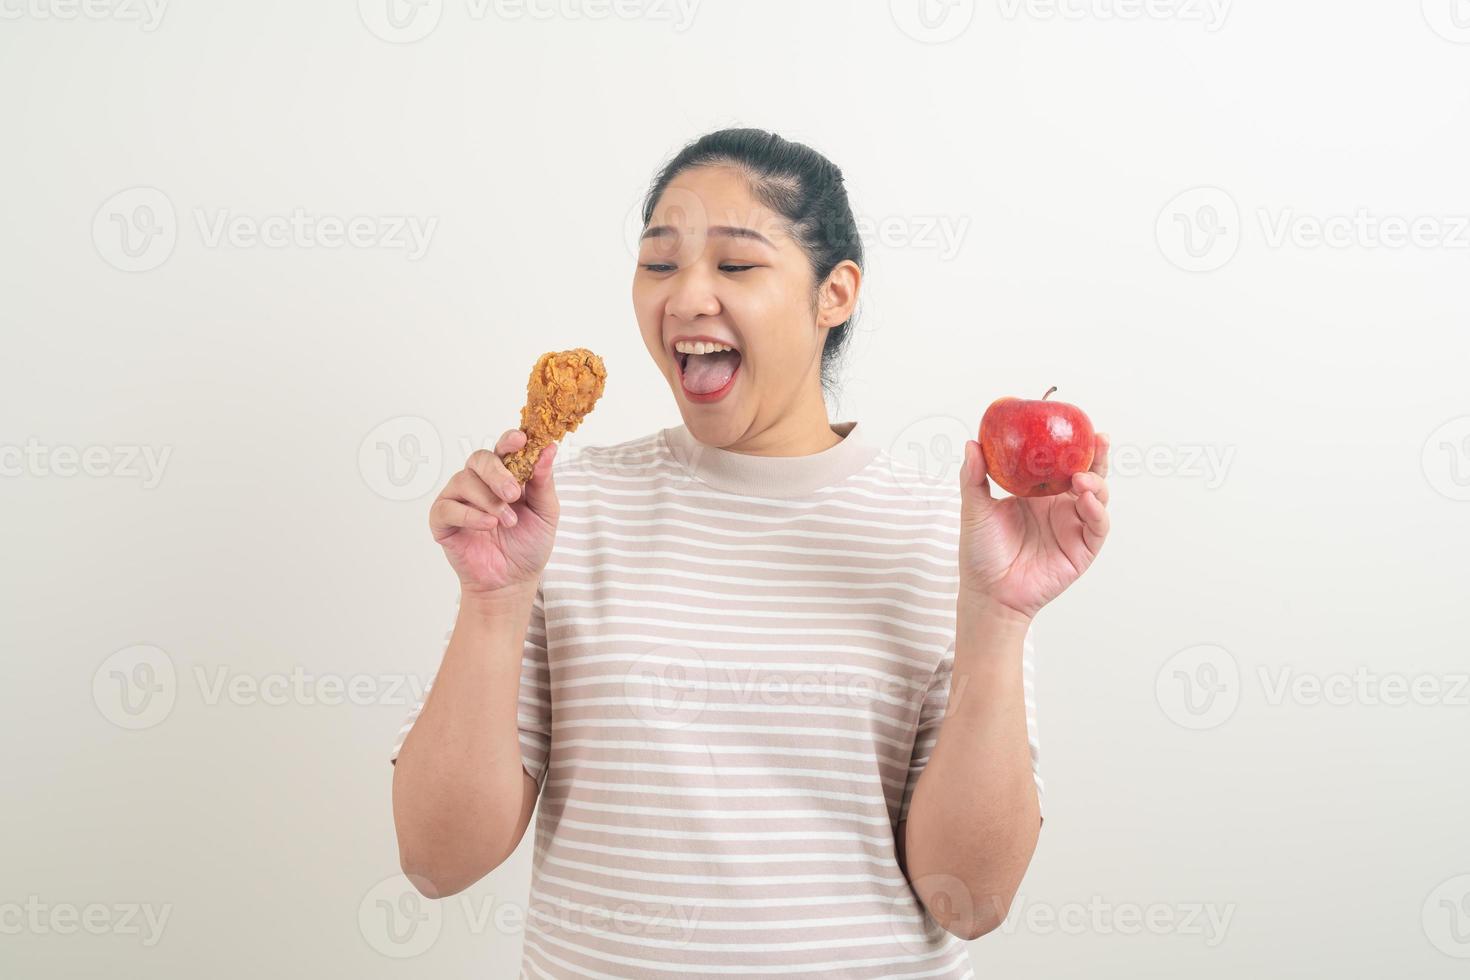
[465,449,522,503]
[496,428,527,456]
[446,468,512,517]
[965,441,993,500]
[430,497,502,536]
[1077,490,1110,552]
[1090,432,1109,479]
[1070,470,1108,507]
[523,441,559,516]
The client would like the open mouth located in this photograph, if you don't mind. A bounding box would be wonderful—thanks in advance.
[673,340,742,398]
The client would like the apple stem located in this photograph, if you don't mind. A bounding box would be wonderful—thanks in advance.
[1042,386,1057,400]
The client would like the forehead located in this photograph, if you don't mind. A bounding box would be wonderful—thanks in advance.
[646,165,790,244]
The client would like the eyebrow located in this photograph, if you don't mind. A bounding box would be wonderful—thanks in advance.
[639,224,776,248]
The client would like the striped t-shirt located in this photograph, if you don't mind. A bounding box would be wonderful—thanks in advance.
[391,418,1043,978]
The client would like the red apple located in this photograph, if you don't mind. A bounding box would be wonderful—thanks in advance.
[979,387,1096,497]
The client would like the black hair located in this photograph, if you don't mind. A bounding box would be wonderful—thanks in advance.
[639,128,864,401]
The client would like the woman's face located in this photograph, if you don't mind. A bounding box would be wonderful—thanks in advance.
[632,165,856,448]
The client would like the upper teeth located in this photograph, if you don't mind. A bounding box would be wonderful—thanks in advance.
[675,340,735,355]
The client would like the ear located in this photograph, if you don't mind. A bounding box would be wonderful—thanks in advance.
[816,259,862,329]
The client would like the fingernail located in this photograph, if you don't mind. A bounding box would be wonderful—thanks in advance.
[502,509,517,526]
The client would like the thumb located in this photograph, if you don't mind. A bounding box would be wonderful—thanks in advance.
[960,440,995,517]
[522,441,559,518]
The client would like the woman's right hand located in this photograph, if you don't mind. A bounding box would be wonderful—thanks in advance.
[430,428,560,598]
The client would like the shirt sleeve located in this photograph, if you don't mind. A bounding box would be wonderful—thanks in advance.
[389,584,553,789]
[898,621,1043,822]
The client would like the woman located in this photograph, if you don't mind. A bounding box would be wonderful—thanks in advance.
[391,128,1111,977]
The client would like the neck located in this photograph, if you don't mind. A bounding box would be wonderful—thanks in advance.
[727,389,841,457]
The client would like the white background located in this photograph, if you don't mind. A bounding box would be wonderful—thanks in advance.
[4,0,1469,976]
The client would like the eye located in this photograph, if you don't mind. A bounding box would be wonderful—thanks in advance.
[641,263,675,273]
[720,265,756,273]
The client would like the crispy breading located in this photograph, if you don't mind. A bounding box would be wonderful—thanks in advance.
[503,348,607,483]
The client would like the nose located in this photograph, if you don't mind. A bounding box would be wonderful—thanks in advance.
[665,264,721,322]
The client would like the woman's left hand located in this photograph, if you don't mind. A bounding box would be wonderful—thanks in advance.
[956,432,1111,622]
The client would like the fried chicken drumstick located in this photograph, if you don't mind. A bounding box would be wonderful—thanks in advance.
[502,348,608,483]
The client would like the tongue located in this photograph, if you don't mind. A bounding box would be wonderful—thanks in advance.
[683,349,740,394]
